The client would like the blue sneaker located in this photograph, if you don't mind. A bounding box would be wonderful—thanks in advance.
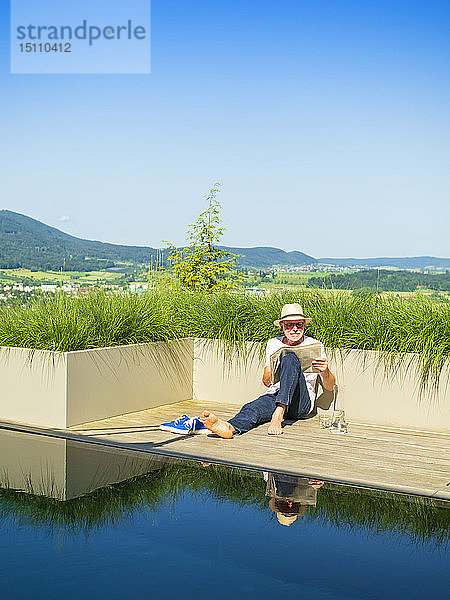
[159,414,189,433]
[190,417,209,434]
[159,415,208,435]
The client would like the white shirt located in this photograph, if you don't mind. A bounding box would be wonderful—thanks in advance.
[264,335,327,413]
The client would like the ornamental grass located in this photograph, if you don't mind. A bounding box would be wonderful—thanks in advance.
[0,289,448,392]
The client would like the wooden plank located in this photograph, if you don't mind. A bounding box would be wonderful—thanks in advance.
[1,397,448,500]
[65,400,450,500]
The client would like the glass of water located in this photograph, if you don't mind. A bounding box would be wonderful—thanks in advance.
[330,410,348,434]
[319,413,332,429]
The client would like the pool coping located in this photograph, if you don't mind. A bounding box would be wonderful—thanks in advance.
[1,411,448,502]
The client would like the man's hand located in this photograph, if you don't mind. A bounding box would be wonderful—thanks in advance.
[311,357,329,373]
[312,358,336,392]
[262,366,272,387]
[307,479,324,490]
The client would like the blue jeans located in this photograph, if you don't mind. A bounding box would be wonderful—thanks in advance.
[228,352,311,434]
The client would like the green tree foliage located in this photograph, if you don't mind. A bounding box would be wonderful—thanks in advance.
[164,184,243,291]
[307,269,450,292]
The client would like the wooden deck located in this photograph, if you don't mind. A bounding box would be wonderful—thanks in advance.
[2,400,449,500]
[69,400,450,500]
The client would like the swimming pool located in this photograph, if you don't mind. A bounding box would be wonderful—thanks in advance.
[0,428,448,599]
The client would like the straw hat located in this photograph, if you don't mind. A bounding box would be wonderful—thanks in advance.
[274,303,312,327]
[276,514,298,526]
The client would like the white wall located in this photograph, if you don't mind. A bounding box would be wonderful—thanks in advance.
[66,339,194,426]
[193,340,450,433]
[0,339,449,433]
[0,346,67,428]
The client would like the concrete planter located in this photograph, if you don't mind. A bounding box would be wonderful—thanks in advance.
[0,338,449,433]
[325,348,450,432]
[0,339,193,428]
[193,339,450,433]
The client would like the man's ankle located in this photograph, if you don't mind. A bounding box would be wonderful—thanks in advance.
[273,405,287,420]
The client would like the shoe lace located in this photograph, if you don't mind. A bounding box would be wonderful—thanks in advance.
[191,417,204,431]
[173,415,188,426]
[184,417,197,432]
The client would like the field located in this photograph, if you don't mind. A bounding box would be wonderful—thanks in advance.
[244,271,329,290]
[0,268,127,285]
[3,266,448,296]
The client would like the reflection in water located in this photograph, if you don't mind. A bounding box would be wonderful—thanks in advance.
[0,428,163,500]
[0,427,448,549]
[265,472,324,526]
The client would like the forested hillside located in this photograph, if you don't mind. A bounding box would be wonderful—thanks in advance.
[1,210,448,272]
[0,210,158,270]
[0,210,316,270]
[307,269,450,292]
[319,256,450,269]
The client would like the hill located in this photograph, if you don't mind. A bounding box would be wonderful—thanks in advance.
[319,256,450,269]
[0,210,316,270]
[0,210,159,270]
[218,246,316,268]
[1,210,448,271]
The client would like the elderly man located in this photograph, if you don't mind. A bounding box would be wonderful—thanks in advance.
[265,472,324,526]
[200,303,336,438]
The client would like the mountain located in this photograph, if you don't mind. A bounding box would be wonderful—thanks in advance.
[218,246,316,268]
[0,210,316,270]
[1,210,448,271]
[0,210,159,270]
[318,256,450,269]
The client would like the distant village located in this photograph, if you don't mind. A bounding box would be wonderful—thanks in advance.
[0,261,447,307]
[0,281,153,307]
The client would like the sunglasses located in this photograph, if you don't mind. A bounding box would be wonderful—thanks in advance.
[282,321,305,330]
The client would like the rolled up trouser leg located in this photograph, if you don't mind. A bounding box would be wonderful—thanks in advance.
[228,393,278,434]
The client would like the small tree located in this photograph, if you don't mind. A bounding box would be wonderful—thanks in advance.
[165,183,243,291]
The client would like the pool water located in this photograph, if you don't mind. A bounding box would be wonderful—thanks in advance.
[0,429,448,599]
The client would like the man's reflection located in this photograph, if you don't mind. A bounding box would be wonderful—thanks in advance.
[264,472,324,526]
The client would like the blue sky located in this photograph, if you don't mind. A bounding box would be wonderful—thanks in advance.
[1,0,449,257]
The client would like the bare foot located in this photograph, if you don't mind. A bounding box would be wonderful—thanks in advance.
[267,420,283,435]
[200,411,236,439]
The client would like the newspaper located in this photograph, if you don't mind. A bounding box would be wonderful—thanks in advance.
[265,474,318,505]
[269,343,322,384]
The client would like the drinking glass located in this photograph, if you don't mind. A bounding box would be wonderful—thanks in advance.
[319,413,332,429]
[330,410,348,434]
